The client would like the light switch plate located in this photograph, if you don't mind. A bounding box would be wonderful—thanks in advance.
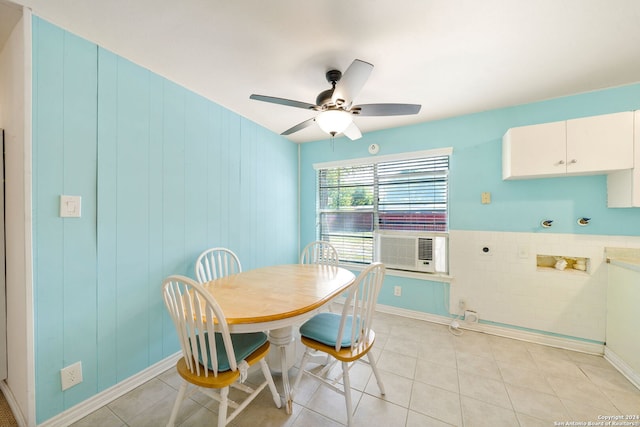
[60,195,82,218]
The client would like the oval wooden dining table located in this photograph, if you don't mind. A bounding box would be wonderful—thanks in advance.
[200,263,356,413]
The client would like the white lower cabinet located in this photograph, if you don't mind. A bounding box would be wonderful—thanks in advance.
[606,262,640,384]
[503,111,634,180]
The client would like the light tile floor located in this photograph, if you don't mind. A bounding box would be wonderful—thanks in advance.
[70,312,640,427]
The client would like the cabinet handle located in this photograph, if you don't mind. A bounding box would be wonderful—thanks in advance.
[569,159,577,164]
[558,160,565,165]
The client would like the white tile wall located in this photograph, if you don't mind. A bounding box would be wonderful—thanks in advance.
[449,230,640,342]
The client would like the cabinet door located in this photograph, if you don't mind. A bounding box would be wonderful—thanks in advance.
[607,110,640,207]
[502,120,566,179]
[606,264,640,374]
[566,111,633,174]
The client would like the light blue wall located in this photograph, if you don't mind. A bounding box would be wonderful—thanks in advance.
[300,84,640,315]
[32,17,298,423]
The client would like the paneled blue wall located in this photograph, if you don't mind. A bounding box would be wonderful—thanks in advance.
[300,84,640,314]
[32,17,298,423]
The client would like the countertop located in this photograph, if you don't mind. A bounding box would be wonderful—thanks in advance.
[606,247,640,273]
[607,257,640,273]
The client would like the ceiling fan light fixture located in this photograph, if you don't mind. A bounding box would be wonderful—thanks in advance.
[315,110,352,137]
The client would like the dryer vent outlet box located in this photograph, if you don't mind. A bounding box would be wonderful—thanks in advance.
[464,310,479,323]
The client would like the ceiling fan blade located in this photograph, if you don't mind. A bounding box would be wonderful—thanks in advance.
[281,117,316,135]
[343,122,362,140]
[351,103,421,116]
[250,94,319,110]
[332,59,373,107]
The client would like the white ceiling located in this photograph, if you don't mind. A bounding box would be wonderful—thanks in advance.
[4,0,640,142]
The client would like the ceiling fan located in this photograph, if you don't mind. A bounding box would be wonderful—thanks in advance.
[249,59,421,140]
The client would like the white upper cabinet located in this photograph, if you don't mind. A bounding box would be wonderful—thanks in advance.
[502,120,566,179]
[503,111,634,180]
[566,112,634,174]
[607,110,640,207]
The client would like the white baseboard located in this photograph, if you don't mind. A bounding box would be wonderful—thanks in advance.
[0,380,26,427]
[604,347,640,390]
[38,352,181,427]
[374,303,605,355]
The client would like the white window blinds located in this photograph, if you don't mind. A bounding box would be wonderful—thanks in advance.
[317,154,449,264]
[318,165,375,264]
[377,156,448,232]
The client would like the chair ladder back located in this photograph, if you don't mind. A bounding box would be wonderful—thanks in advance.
[162,275,238,378]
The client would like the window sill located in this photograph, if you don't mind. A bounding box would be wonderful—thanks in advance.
[340,263,453,283]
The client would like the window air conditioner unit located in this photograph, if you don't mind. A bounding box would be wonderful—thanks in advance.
[374,231,447,274]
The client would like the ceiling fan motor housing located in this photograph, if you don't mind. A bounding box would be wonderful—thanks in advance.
[316,69,343,108]
[316,89,334,108]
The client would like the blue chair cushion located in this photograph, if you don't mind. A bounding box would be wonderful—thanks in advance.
[300,312,359,348]
[192,332,268,372]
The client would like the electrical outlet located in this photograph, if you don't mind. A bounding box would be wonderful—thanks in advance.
[464,310,479,323]
[393,286,402,296]
[61,361,83,391]
[517,245,529,259]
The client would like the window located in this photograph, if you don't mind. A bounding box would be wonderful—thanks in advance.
[316,150,450,264]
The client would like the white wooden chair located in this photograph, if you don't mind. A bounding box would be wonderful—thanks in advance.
[292,262,386,426]
[301,241,339,315]
[195,247,242,283]
[162,275,281,427]
[300,241,339,266]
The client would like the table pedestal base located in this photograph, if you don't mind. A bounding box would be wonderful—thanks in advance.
[268,327,296,414]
